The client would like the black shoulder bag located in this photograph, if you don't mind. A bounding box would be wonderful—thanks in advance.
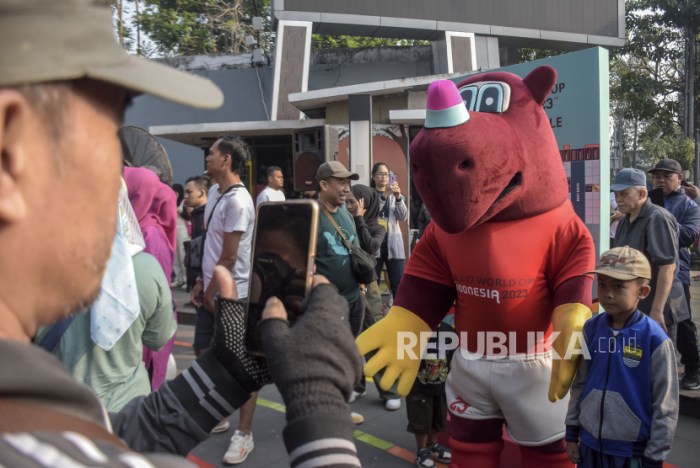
[323,209,376,284]
[185,184,239,270]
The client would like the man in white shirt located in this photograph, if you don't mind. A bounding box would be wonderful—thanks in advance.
[256,166,286,205]
[191,136,257,464]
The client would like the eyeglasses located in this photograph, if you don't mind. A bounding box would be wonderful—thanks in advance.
[374,172,389,178]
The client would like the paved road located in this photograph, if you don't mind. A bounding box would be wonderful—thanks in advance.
[171,283,700,467]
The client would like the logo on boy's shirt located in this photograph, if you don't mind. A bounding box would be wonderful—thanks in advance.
[623,345,642,368]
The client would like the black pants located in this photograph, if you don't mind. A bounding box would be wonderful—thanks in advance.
[375,240,404,298]
[348,295,366,338]
[679,284,700,370]
[354,348,400,399]
[353,291,399,399]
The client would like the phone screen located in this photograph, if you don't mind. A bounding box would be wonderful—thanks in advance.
[245,200,319,355]
[649,187,665,207]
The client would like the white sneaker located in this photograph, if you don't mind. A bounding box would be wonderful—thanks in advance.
[223,430,254,464]
[385,398,402,411]
[211,419,230,434]
[351,412,365,425]
[348,390,366,403]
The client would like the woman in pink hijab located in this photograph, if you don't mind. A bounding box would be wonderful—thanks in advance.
[124,166,177,390]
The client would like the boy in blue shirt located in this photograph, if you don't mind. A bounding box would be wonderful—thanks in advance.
[565,246,679,468]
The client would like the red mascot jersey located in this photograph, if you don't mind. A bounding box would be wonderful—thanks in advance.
[406,201,594,355]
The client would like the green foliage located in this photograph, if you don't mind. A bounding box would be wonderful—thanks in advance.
[649,0,700,33]
[516,48,562,63]
[312,35,429,49]
[610,0,698,173]
[132,0,271,57]
[641,131,695,168]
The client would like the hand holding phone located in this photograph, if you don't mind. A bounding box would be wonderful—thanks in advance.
[684,181,700,199]
[258,277,363,420]
[246,200,319,355]
[389,172,401,198]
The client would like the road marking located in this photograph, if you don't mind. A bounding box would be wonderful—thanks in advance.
[256,396,445,466]
[256,397,286,412]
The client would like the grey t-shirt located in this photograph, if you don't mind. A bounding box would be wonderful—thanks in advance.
[613,199,690,324]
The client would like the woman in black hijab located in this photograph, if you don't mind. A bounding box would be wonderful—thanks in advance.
[346,184,401,409]
[347,184,384,257]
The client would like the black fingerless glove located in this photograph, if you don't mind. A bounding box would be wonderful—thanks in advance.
[259,284,363,422]
[212,297,271,393]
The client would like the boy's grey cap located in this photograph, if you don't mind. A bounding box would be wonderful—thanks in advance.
[611,168,647,191]
[648,158,683,175]
[316,161,360,182]
[0,0,223,109]
[587,246,652,281]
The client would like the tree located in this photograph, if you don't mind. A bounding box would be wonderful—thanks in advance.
[516,48,562,63]
[130,0,271,57]
[609,0,700,178]
[116,0,430,57]
[312,35,428,49]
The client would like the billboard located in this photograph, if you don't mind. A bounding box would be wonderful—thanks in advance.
[273,0,624,48]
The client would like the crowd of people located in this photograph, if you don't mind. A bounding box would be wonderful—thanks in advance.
[2,2,699,468]
[0,1,362,467]
[609,160,700,391]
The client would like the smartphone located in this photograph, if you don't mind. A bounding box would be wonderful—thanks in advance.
[245,200,319,355]
[389,172,397,186]
[649,187,665,207]
[682,179,690,187]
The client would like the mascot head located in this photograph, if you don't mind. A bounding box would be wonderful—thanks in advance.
[410,66,568,234]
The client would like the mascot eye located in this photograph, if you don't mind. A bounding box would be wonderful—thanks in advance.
[459,85,478,111]
[458,160,472,170]
[458,82,511,113]
[476,84,505,113]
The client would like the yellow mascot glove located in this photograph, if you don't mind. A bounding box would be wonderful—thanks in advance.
[356,306,432,396]
[548,303,592,402]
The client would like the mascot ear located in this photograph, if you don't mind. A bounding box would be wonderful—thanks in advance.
[523,66,557,106]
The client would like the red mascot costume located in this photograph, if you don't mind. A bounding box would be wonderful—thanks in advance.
[357,66,595,468]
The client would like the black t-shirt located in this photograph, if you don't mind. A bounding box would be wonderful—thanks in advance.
[409,321,454,396]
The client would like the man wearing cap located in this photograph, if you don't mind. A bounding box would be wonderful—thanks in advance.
[315,161,366,336]
[0,0,361,466]
[611,167,690,340]
[649,158,700,390]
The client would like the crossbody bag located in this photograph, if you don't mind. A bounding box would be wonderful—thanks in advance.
[323,209,376,284]
[185,184,240,270]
